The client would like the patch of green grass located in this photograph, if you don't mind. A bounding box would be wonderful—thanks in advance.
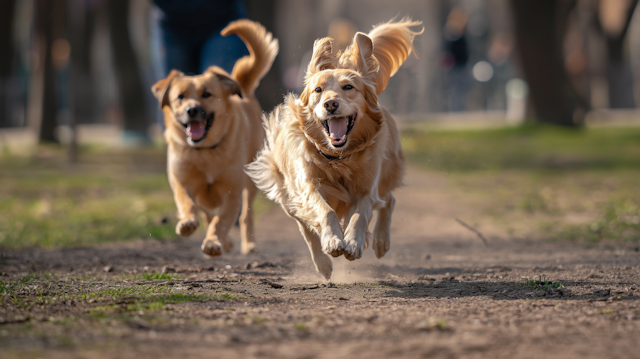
[0,145,275,248]
[549,198,640,242]
[214,293,245,300]
[355,282,382,288]
[518,277,563,290]
[0,273,57,294]
[402,124,640,172]
[139,273,181,281]
[401,124,640,243]
[0,171,176,247]
[89,293,212,316]
[294,323,308,331]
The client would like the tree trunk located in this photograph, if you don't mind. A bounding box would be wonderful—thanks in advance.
[106,0,148,135]
[0,0,17,128]
[28,0,62,142]
[601,0,638,109]
[70,0,97,125]
[509,0,588,127]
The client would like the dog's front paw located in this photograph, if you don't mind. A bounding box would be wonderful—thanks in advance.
[321,230,345,257]
[176,217,199,237]
[343,227,370,261]
[320,213,345,257]
[201,238,223,257]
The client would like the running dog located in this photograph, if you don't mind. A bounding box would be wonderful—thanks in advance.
[152,20,278,256]
[247,19,422,279]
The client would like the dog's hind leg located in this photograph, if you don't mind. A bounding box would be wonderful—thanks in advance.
[372,193,395,258]
[239,183,257,254]
[296,220,333,280]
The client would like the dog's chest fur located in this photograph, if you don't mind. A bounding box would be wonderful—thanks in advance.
[168,143,241,193]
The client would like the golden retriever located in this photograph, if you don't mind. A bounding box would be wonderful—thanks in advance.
[151,20,278,256]
[246,19,422,279]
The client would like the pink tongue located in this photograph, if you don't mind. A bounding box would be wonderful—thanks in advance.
[186,121,205,140]
[328,117,348,140]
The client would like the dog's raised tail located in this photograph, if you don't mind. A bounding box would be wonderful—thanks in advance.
[222,20,279,96]
[368,18,423,95]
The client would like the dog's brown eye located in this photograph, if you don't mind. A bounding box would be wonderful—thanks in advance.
[202,92,211,98]
[315,87,322,93]
[177,94,184,100]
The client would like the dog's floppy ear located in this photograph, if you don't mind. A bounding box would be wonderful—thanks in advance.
[339,33,381,111]
[300,38,335,106]
[204,66,243,98]
[306,37,335,77]
[151,69,183,109]
[339,32,379,78]
[215,72,243,99]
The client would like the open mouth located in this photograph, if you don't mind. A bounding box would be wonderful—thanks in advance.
[182,113,214,143]
[321,113,356,148]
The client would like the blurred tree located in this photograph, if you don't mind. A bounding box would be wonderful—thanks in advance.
[510,0,589,127]
[596,0,638,109]
[67,0,93,162]
[27,0,66,142]
[0,0,17,128]
[106,0,149,142]
[69,0,98,125]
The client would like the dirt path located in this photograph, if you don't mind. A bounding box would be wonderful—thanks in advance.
[2,168,640,358]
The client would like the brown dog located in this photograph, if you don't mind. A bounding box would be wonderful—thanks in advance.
[247,19,422,279]
[152,20,278,256]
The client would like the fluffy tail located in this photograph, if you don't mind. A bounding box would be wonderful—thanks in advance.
[221,19,279,96]
[245,105,283,202]
[368,18,423,95]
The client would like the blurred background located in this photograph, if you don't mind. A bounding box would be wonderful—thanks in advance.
[0,0,639,149]
[0,0,639,249]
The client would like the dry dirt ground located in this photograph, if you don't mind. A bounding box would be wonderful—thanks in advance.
[1,168,639,359]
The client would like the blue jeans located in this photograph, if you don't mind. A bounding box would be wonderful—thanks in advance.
[161,29,249,75]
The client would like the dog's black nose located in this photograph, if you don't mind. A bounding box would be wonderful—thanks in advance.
[324,99,339,114]
[187,106,204,118]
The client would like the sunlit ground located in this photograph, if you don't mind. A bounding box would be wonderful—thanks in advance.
[402,124,640,244]
[0,123,639,248]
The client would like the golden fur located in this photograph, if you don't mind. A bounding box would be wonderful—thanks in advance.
[151,20,278,256]
[247,19,422,279]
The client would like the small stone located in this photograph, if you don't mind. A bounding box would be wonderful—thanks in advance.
[103,266,113,273]
[424,254,431,260]
[225,265,232,270]
[262,280,283,289]
[161,265,176,274]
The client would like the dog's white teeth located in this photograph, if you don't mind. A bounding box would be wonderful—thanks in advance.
[341,135,346,140]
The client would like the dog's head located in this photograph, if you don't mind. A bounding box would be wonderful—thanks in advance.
[294,33,383,156]
[152,66,242,148]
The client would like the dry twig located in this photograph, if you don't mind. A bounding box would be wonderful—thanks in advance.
[455,218,488,246]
